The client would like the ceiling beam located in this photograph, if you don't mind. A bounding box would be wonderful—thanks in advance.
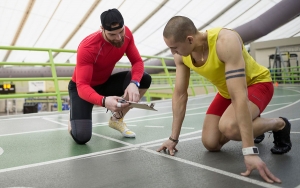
[131,0,169,34]
[197,0,240,31]
[138,0,192,46]
[51,0,102,59]
[2,0,36,62]
[118,0,127,9]
[154,0,240,56]
[32,0,63,47]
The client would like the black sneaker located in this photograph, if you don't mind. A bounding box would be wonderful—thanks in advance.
[270,117,292,154]
[254,133,265,144]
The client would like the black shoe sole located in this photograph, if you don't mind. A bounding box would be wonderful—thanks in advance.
[271,145,291,154]
[271,117,292,154]
[254,133,265,144]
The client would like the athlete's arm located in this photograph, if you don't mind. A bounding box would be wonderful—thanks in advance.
[217,29,280,183]
[217,30,253,149]
[170,54,190,140]
[157,53,190,155]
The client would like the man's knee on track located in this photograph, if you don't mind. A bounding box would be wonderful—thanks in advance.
[219,120,240,140]
[202,137,222,152]
[70,119,92,144]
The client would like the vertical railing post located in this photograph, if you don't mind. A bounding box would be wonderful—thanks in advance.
[189,72,195,96]
[200,76,208,94]
[282,67,286,84]
[48,49,62,111]
[273,68,277,83]
[145,90,151,102]
[161,58,174,91]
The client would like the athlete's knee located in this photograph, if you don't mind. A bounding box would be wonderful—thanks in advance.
[70,119,92,144]
[202,136,222,152]
[219,119,239,140]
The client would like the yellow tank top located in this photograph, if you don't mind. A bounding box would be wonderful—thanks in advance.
[182,27,271,99]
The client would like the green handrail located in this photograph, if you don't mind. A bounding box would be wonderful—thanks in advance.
[48,49,62,112]
[269,66,300,84]
[0,45,226,112]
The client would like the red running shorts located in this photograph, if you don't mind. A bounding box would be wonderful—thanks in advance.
[206,82,274,116]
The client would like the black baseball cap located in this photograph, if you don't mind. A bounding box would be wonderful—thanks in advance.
[100,8,124,31]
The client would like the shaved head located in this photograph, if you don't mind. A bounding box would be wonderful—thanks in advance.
[163,16,197,42]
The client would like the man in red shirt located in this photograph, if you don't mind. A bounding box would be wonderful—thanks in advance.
[68,9,151,144]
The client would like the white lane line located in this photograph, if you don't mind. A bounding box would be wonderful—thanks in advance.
[267,102,291,106]
[127,125,137,127]
[42,118,67,127]
[93,124,107,127]
[176,136,201,142]
[72,148,137,161]
[142,148,281,188]
[176,130,202,137]
[0,146,135,174]
[0,128,66,137]
[285,88,300,93]
[181,127,195,130]
[121,105,209,122]
[272,94,300,98]
[91,133,133,146]
[291,132,300,134]
[186,112,206,116]
[94,122,108,126]
[137,131,202,148]
[94,122,137,127]
[143,136,202,148]
[0,116,46,121]
[92,131,203,149]
[290,118,300,122]
[124,111,206,124]
[262,99,300,115]
[145,126,164,128]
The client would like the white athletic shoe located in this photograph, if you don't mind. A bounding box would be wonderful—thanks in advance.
[108,118,136,138]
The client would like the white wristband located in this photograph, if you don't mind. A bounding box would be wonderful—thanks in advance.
[242,147,259,155]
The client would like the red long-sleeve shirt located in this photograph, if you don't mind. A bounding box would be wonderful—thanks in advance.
[71,26,144,106]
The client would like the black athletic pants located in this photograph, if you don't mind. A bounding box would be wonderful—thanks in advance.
[68,71,151,120]
[68,71,151,144]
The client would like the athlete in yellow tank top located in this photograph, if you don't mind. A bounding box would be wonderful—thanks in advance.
[182,27,271,99]
[157,16,291,184]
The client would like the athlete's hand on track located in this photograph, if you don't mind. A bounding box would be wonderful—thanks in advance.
[241,155,281,183]
[157,139,178,156]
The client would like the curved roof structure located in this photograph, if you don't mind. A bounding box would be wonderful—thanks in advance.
[1,0,300,64]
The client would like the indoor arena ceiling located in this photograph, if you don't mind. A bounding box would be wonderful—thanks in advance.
[0,0,300,64]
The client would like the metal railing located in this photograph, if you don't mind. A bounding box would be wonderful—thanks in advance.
[270,66,300,84]
[0,46,215,112]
